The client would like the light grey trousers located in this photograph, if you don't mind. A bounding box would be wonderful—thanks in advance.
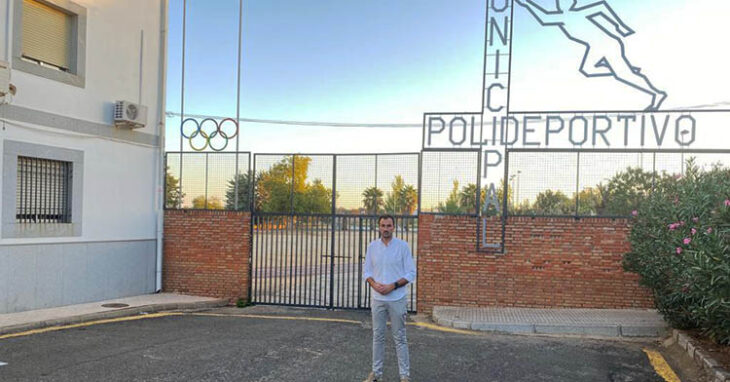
[371,297,410,378]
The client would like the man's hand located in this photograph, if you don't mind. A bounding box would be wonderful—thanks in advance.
[370,281,395,295]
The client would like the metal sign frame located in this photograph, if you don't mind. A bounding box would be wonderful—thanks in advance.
[421,0,730,253]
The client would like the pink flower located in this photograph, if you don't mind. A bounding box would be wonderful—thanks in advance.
[725,199,730,207]
[631,210,638,216]
[676,247,683,255]
[668,223,678,231]
[692,217,699,223]
[691,228,697,235]
[707,227,713,234]
[680,221,686,226]
[683,238,691,245]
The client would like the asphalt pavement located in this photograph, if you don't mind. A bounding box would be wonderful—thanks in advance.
[0,305,694,382]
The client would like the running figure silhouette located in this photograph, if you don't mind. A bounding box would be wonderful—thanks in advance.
[515,0,667,111]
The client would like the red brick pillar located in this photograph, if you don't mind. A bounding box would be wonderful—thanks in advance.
[163,210,251,303]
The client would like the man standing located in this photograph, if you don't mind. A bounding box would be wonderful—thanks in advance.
[362,215,417,382]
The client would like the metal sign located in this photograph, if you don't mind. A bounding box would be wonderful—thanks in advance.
[422,0,730,252]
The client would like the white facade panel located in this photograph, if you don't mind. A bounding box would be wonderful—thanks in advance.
[0,0,166,313]
[0,0,166,134]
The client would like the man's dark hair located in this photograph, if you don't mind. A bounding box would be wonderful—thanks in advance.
[378,214,396,226]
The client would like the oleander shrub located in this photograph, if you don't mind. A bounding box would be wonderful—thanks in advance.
[623,161,730,344]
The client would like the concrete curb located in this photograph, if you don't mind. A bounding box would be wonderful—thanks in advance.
[433,311,667,339]
[665,329,730,382]
[0,298,229,337]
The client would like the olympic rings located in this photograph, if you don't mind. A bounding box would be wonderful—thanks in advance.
[181,117,239,152]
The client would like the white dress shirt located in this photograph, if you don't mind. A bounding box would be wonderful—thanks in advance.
[362,237,417,302]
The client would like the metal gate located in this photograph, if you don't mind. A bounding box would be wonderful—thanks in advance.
[250,154,420,311]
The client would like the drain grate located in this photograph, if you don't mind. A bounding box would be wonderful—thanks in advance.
[101,303,130,308]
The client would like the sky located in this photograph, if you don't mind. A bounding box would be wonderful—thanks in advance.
[165,0,730,208]
[165,0,486,154]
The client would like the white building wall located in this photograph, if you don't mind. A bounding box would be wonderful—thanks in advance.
[0,0,166,313]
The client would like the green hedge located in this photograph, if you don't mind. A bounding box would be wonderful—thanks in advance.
[623,161,730,344]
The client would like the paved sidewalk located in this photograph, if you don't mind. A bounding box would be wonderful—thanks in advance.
[0,293,228,336]
[432,306,668,338]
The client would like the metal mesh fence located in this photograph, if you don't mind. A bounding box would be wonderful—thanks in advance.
[420,150,479,214]
[164,152,251,210]
[338,154,419,215]
[252,153,419,215]
[506,149,730,217]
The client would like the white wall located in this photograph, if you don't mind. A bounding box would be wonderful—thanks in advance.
[0,0,166,312]
[0,0,165,134]
[0,125,159,245]
[0,0,165,245]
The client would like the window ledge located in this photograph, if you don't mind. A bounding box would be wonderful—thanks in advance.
[12,56,85,88]
[2,222,80,238]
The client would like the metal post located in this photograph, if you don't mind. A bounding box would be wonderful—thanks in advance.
[179,0,186,184]
[290,155,295,214]
[501,149,510,253]
[329,156,337,309]
[417,152,422,215]
[204,153,209,209]
[476,150,482,215]
[652,152,656,194]
[357,215,363,308]
[233,0,243,210]
[575,152,580,218]
[374,154,378,210]
[163,154,168,209]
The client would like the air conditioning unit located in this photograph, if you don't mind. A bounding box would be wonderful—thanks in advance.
[114,100,148,129]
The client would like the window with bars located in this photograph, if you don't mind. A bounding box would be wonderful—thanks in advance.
[16,156,72,223]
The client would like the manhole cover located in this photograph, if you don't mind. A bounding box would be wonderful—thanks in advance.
[101,303,129,308]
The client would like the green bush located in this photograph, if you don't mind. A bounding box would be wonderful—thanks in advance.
[623,161,730,344]
[236,298,250,308]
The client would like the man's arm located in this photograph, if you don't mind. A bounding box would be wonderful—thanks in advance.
[380,242,418,295]
[363,246,389,295]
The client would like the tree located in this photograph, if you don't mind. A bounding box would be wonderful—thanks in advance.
[459,183,479,214]
[437,180,464,213]
[225,171,254,210]
[599,167,676,216]
[383,193,399,214]
[165,166,184,208]
[533,190,573,215]
[400,185,418,215]
[191,195,223,210]
[255,155,320,213]
[601,167,655,216]
[362,186,384,215]
[295,179,332,214]
[456,182,511,215]
[381,176,419,215]
[575,187,604,216]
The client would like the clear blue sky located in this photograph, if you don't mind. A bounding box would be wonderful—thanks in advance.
[166,0,486,137]
[166,0,730,152]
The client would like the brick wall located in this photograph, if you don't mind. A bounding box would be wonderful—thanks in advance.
[163,210,250,303]
[417,215,653,314]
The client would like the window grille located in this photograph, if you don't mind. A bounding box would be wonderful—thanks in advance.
[16,156,72,223]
